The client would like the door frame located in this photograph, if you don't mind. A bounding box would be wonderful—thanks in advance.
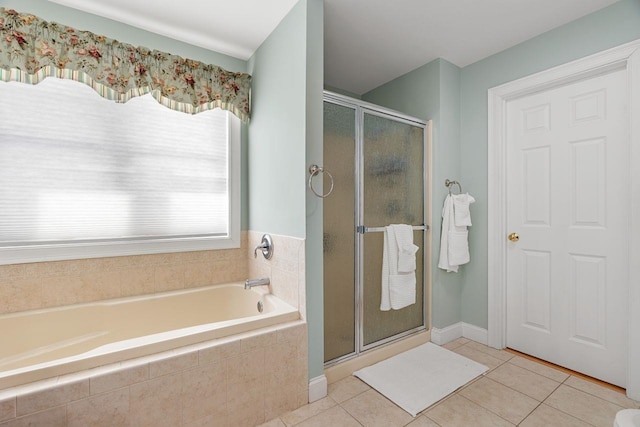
[487,39,640,398]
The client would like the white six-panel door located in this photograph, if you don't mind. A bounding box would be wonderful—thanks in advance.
[505,68,629,387]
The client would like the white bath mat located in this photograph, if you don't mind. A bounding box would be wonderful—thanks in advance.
[353,342,488,417]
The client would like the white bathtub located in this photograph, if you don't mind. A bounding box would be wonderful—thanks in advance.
[0,283,299,389]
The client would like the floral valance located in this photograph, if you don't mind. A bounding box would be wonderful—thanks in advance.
[0,8,251,121]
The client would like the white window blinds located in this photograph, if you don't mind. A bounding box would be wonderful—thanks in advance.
[0,77,238,261]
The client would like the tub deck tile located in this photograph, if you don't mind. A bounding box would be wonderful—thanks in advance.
[90,363,149,395]
[0,397,15,423]
[16,379,89,417]
[0,405,66,427]
[67,388,130,427]
[149,350,198,378]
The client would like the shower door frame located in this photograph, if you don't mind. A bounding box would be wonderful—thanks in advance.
[323,91,432,367]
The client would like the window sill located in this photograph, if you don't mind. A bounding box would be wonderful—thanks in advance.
[0,234,241,266]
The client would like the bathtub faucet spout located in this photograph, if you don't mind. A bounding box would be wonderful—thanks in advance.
[244,277,270,290]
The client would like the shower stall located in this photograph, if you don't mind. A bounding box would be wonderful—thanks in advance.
[323,91,431,366]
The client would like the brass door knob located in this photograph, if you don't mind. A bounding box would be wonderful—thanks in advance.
[508,232,520,242]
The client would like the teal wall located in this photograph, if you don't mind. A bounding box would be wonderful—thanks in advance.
[459,0,640,329]
[355,0,640,333]
[247,1,307,239]
[304,0,325,381]
[363,58,463,329]
[247,0,325,380]
[0,0,246,72]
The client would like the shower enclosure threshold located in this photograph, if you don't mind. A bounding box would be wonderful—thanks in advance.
[324,330,430,384]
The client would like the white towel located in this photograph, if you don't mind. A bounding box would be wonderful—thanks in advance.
[381,224,417,311]
[452,193,475,226]
[393,224,419,273]
[438,194,472,272]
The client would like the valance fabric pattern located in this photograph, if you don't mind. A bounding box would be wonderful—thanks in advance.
[0,8,251,121]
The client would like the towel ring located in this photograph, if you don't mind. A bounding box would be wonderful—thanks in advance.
[308,164,334,198]
[445,179,462,195]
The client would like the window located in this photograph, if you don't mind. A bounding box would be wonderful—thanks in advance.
[0,77,240,265]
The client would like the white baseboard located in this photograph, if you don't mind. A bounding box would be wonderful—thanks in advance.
[462,323,488,345]
[431,322,488,346]
[430,322,463,345]
[308,375,327,403]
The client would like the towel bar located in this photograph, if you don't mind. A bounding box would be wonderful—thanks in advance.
[356,225,429,234]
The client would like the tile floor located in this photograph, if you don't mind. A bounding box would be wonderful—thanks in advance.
[260,338,640,427]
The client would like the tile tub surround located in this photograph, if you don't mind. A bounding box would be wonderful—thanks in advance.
[0,233,250,315]
[0,231,306,317]
[0,321,308,427]
[248,231,306,319]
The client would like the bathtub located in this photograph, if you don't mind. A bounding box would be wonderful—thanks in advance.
[0,282,299,390]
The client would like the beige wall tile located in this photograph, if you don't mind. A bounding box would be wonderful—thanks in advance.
[90,364,149,395]
[258,418,286,427]
[182,361,227,424]
[0,397,15,423]
[276,323,306,345]
[0,278,42,314]
[228,402,266,427]
[264,342,300,375]
[129,373,183,427]
[120,267,155,297]
[149,351,198,378]
[16,379,89,416]
[1,405,66,427]
[67,388,130,427]
[154,264,186,292]
[265,389,298,424]
[227,348,265,385]
[199,341,241,365]
[183,413,228,427]
[241,331,277,353]
[184,262,213,287]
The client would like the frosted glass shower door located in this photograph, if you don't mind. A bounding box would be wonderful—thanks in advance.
[323,101,356,362]
[361,111,425,347]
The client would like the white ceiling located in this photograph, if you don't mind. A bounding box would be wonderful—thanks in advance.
[48,0,620,95]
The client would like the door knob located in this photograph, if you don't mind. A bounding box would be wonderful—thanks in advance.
[508,232,520,242]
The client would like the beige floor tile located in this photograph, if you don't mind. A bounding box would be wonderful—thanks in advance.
[508,356,569,383]
[441,338,469,351]
[452,345,504,371]
[519,404,591,427]
[280,396,336,426]
[545,384,623,427]
[463,341,514,362]
[458,377,538,424]
[327,376,370,403]
[564,375,640,409]
[341,389,414,427]
[426,394,514,427]
[487,361,560,401]
[258,418,286,427]
[295,405,361,427]
[406,415,441,426]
